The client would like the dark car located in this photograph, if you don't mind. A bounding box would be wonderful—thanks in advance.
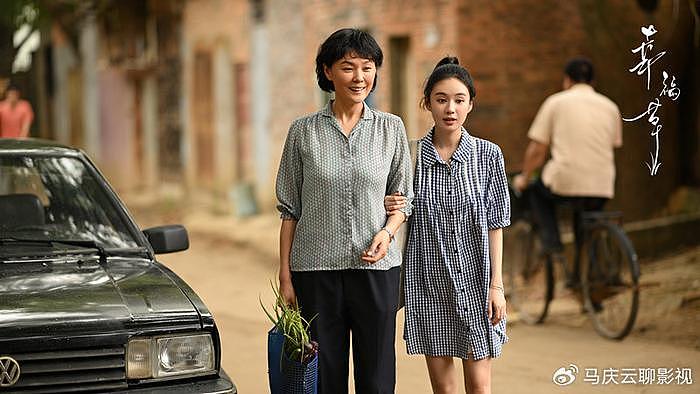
[0,139,236,393]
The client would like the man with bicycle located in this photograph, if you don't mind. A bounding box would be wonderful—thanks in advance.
[513,57,623,288]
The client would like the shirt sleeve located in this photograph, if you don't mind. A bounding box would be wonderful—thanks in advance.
[275,120,303,220]
[386,117,414,218]
[527,97,554,145]
[487,146,511,229]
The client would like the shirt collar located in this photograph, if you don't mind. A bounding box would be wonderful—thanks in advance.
[420,126,473,168]
[569,83,594,92]
[321,100,374,120]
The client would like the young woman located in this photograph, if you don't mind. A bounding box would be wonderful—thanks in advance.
[275,28,413,393]
[385,57,510,394]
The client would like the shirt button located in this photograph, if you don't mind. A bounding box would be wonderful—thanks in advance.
[457,269,463,274]
[447,190,452,195]
[454,249,458,254]
[461,288,466,293]
[463,308,468,312]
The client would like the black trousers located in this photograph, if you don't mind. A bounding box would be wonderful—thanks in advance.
[291,267,400,394]
[528,179,607,276]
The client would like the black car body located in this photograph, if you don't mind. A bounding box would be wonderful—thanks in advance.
[0,139,236,393]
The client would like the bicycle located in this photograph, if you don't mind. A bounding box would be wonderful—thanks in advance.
[505,178,640,340]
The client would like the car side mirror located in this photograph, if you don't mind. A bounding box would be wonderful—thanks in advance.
[143,225,189,254]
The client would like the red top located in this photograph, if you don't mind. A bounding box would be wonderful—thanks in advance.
[0,100,34,138]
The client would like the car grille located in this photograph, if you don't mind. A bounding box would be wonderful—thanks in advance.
[4,346,127,393]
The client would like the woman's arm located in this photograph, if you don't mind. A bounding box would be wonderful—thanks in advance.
[275,120,303,304]
[361,210,405,264]
[488,228,504,288]
[362,117,413,264]
[384,210,406,238]
[488,228,506,325]
[279,219,298,305]
[385,118,414,220]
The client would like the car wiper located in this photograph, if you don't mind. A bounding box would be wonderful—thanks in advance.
[1,236,104,259]
[0,237,108,263]
[0,237,149,262]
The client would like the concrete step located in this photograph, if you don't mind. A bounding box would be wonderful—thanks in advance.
[558,211,700,262]
[623,212,700,261]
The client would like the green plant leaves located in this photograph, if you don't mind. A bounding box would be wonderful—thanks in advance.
[260,280,317,363]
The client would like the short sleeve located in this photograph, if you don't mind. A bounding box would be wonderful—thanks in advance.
[527,97,554,145]
[275,120,303,220]
[487,146,511,229]
[386,117,414,218]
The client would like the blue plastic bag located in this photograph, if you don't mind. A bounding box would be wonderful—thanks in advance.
[268,326,284,394]
[281,351,318,394]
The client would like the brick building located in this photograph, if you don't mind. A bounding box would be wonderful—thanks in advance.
[255,0,698,220]
[31,0,698,221]
[36,0,184,191]
[181,0,254,212]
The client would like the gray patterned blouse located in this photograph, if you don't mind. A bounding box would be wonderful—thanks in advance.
[276,101,414,272]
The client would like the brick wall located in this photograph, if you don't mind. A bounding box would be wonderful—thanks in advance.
[182,0,696,221]
[456,0,695,221]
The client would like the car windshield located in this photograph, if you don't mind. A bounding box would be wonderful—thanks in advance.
[0,155,140,249]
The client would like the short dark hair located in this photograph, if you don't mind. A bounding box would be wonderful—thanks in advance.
[315,28,383,93]
[421,56,476,110]
[564,57,594,84]
[5,83,19,93]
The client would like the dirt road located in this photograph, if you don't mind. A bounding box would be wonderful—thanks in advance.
[132,209,699,393]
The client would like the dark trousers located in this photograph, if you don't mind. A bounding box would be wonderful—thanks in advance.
[291,267,400,394]
[528,179,607,277]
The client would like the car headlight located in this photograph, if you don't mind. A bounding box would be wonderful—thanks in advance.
[126,333,214,379]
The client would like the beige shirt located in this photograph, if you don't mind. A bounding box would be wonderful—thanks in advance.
[528,84,622,198]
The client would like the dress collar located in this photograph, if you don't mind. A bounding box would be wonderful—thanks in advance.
[420,126,473,168]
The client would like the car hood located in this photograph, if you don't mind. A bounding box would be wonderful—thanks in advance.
[0,256,201,338]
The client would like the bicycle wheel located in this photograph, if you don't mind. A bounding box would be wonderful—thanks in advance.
[581,222,640,340]
[507,221,553,324]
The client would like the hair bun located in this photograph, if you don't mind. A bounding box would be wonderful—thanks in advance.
[435,56,460,69]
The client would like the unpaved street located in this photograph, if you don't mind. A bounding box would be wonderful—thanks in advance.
[132,209,699,393]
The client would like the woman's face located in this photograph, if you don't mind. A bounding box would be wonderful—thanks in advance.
[324,53,376,105]
[427,77,473,133]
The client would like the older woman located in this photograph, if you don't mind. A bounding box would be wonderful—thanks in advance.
[275,28,413,393]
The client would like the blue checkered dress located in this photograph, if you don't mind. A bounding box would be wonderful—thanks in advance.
[403,128,511,360]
